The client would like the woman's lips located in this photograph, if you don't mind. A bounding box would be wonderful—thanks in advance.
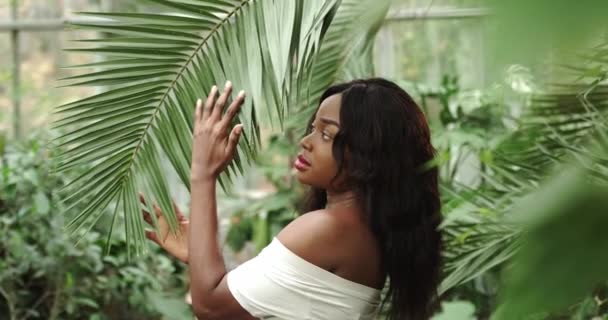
[294,155,311,171]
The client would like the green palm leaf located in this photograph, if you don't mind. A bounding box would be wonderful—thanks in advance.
[52,0,341,257]
[285,0,391,136]
[440,43,608,293]
[221,0,392,257]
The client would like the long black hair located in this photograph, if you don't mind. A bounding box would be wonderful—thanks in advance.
[299,78,443,320]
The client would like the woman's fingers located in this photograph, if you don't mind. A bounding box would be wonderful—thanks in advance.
[140,193,154,226]
[152,203,162,218]
[145,230,160,244]
[143,209,153,225]
[201,85,218,122]
[139,192,160,218]
[139,192,147,205]
[210,81,233,122]
[194,98,203,126]
[172,200,187,221]
[225,124,243,159]
[139,192,186,224]
[198,81,245,131]
[219,90,245,130]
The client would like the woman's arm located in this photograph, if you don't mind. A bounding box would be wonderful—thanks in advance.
[188,179,224,313]
[187,82,256,319]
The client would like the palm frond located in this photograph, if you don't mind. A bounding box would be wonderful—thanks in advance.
[440,41,608,293]
[285,0,391,136]
[439,180,523,294]
[52,0,341,257]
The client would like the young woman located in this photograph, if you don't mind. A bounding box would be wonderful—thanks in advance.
[140,78,443,320]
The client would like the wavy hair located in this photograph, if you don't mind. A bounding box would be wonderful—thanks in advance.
[299,78,443,320]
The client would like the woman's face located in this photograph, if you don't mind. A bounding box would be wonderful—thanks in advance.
[294,93,343,190]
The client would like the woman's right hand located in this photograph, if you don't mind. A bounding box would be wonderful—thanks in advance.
[139,193,189,264]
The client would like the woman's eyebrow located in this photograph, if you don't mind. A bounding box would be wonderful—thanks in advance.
[320,117,340,128]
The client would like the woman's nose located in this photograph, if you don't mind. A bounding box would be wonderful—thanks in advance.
[300,133,312,151]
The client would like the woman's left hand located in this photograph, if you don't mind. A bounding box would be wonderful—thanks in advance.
[190,81,245,182]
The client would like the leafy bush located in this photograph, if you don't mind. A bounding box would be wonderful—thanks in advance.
[0,132,192,320]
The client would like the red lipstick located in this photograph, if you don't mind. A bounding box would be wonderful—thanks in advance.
[294,154,311,171]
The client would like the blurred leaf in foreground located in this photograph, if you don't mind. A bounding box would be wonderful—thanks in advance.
[487,0,608,78]
[432,300,476,320]
[492,165,608,319]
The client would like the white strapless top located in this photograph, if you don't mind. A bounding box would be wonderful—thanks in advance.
[226,237,383,320]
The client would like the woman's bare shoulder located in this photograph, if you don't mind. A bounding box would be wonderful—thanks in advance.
[275,209,346,271]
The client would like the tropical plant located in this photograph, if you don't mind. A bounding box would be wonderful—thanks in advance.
[222,0,391,254]
[222,129,303,253]
[386,73,513,317]
[487,44,608,318]
[52,0,352,256]
[50,0,608,318]
[0,132,192,320]
[438,37,608,319]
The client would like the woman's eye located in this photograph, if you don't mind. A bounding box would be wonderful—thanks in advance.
[308,124,330,140]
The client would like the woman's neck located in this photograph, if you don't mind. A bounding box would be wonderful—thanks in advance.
[325,189,358,210]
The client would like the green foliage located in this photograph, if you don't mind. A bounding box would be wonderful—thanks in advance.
[223,0,392,253]
[440,37,608,318]
[399,73,512,318]
[487,56,608,316]
[432,300,477,320]
[226,14,608,320]
[488,0,608,79]
[38,1,608,319]
[54,0,342,257]
[225,211,253,252]
[412,74,509,185]
[493,166,608,320]
[0,133,191,320]
[224,131,303,253]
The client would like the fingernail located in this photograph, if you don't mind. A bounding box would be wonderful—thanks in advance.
[225,80,232,89]
[238,90,245,97]
[211,85,217,92]
[196,98,202,106]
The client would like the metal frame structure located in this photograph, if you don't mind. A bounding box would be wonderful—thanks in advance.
[1,5,488,139]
